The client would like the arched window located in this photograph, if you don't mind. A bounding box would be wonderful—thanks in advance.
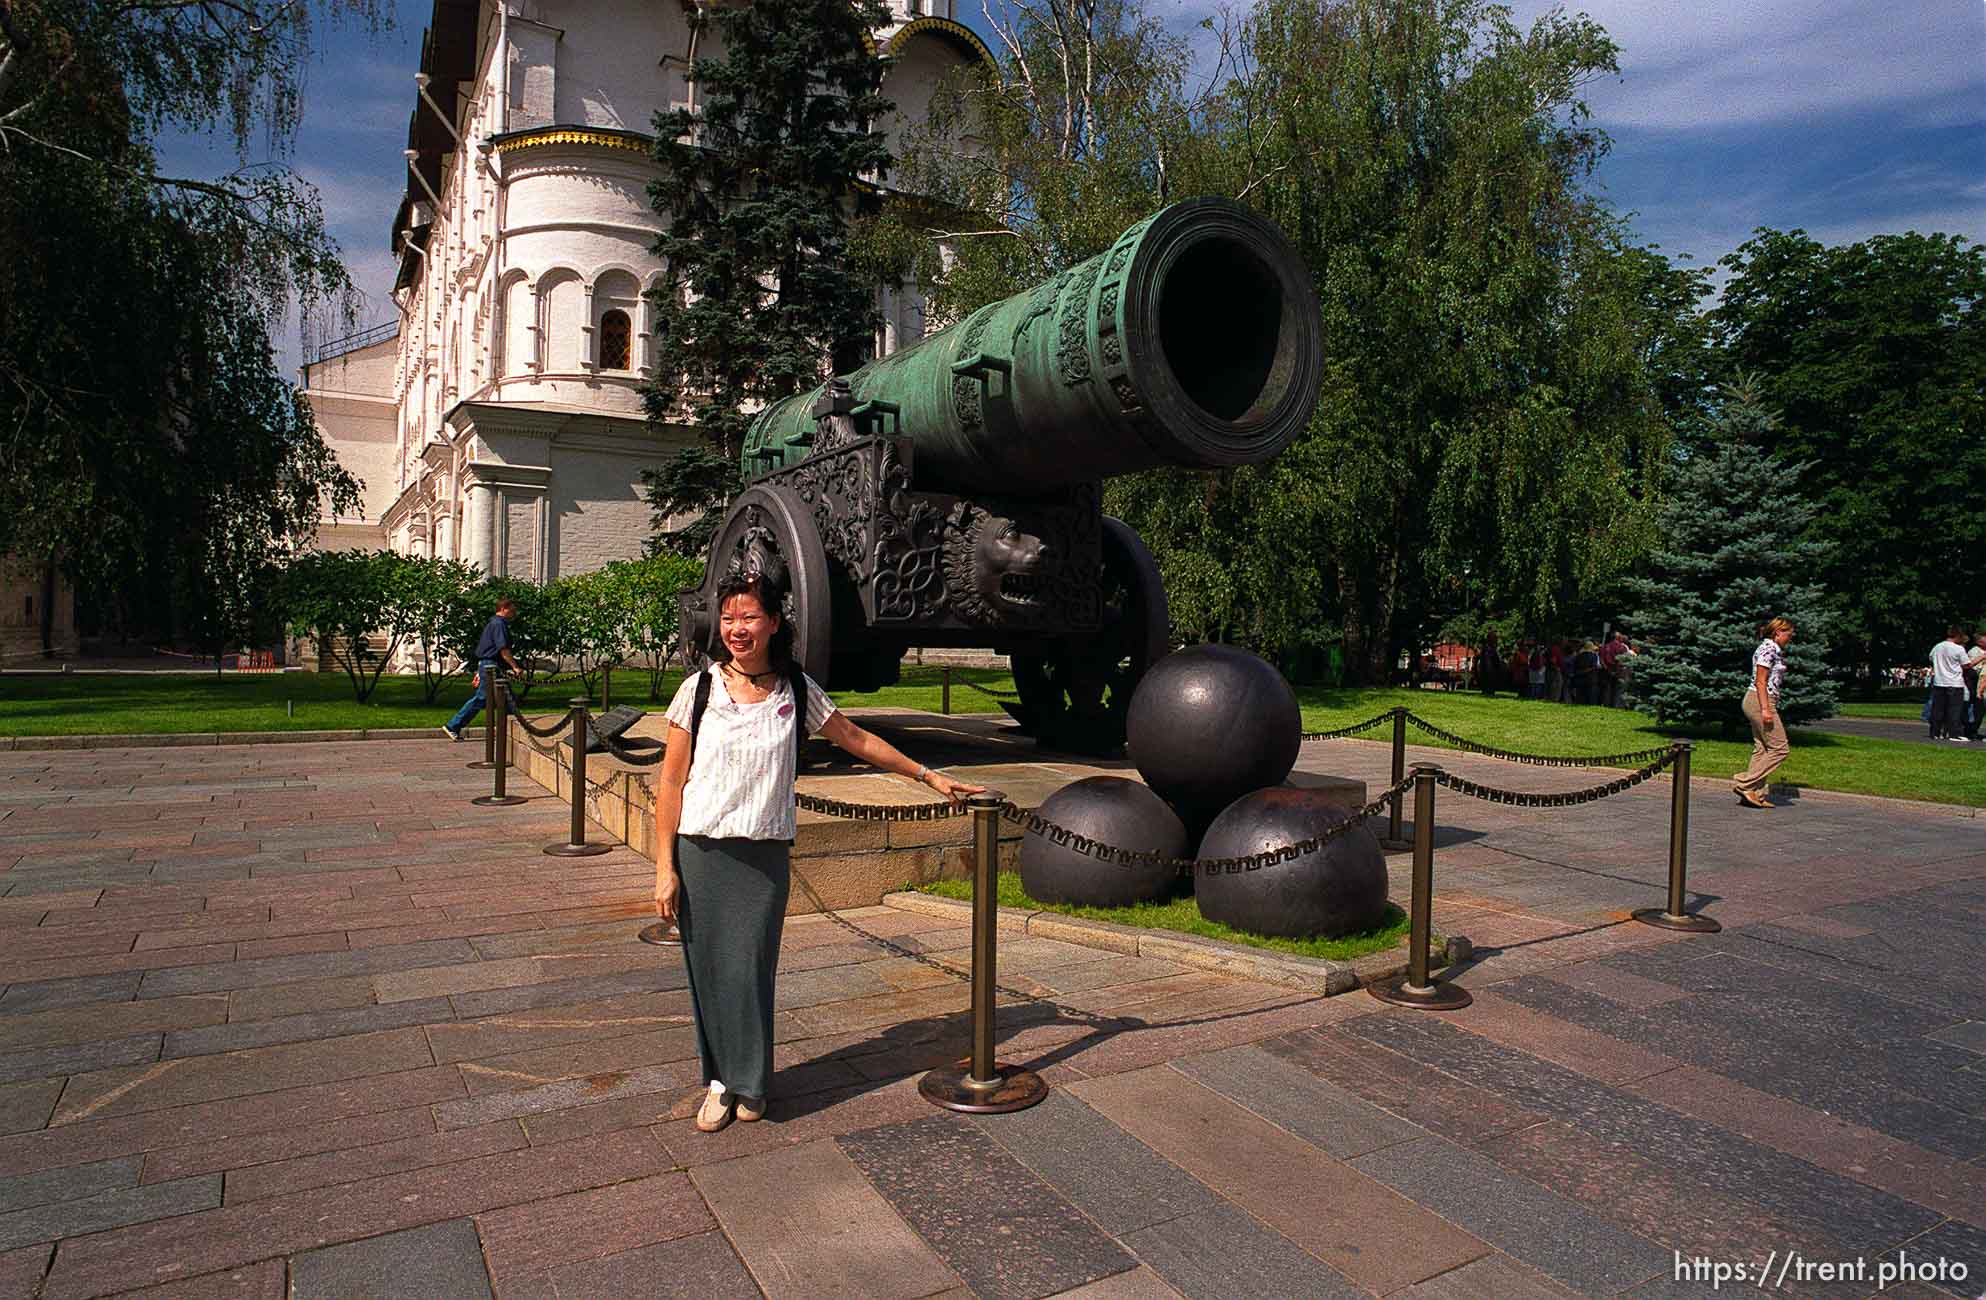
[599,309,632,370]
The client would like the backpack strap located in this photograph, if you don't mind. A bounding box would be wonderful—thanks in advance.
[685,665,714,779]
[789,664,810,777]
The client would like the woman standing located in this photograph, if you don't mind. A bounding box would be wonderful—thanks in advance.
[1733,617,1795,809]
[652,571,982,1133]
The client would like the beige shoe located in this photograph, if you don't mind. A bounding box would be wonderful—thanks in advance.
[735,1097,765,1123]
[694,1084,735,1133]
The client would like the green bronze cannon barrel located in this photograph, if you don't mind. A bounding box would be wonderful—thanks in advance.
[742,197,1322,495]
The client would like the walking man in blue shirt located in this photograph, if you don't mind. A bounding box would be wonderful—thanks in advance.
[443,598,522,741]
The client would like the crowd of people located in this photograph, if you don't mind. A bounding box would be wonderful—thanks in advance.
[1471,630,1638,707]
[1925,627,1986,743]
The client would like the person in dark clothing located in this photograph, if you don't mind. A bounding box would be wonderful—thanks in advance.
[1478,631,1501,696]
[444,597,522,740]
[1572,640,1602,705]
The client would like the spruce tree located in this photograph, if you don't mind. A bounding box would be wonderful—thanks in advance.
[640,0,893,545]
[1627,379,1839,728]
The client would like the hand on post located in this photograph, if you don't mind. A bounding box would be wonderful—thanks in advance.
[924,770,987,805]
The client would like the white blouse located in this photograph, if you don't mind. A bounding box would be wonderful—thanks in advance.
[663,665,838,841]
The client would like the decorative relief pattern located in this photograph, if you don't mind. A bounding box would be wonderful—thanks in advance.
[1055,256,1104,387]
[949,305,997,430]
[1097,282,1123,365]
[783,441,870,577]
[1012,270,1068,346]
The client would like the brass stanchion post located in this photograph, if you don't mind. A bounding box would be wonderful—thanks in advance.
[1368,764,1471,1009]
[1634,743,1720,932]
[472,678,527,807]
[920,791,1047,1113]
[468,669,502,770]
[546,698,611,857]
[942,666,952,716]
[1381,707,1411,849]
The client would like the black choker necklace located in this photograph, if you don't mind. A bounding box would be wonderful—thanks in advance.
[723,661,779,685]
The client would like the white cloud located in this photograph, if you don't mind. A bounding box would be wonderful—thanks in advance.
[1508,0,1984,131]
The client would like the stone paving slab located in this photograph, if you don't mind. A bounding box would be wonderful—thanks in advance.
[289,1217,492,1300]
[838,1116,1135,1300]
[1071,1065,1490,1295]
[0,729,1983,1296]
[694,1138,963,1300]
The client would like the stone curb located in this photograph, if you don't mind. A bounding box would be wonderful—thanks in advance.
[881,891,1458,997]
[0,728,444,752]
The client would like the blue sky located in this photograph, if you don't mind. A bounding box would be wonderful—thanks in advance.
[161,0,1985,377]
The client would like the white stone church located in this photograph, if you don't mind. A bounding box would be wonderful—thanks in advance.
[302,0,987,581]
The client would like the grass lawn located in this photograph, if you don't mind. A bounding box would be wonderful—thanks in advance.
[1836,701,1927,719]
[915,871,1413,961]
[3,668,1977,808]
[0,665,1017,737]
[1298,687,1986,808]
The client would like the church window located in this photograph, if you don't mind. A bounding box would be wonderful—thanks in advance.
[599,310,632,370]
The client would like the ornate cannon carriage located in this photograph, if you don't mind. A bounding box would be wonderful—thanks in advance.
[679,197,1323,752]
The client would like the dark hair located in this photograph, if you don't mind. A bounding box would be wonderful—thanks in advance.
[711,570,794,668]
[495,597,518,614]
[1950,625,1966,638]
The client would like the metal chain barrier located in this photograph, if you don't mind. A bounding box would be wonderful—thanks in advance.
[1399,711,1672,769]
[513,711,571,739]
[1299,711,1396,741]
[958,679,1020,701]
[785,865,1123,1031]
[794,791,969,822]
[1430,748,1679,807]
[998,778,1415,878]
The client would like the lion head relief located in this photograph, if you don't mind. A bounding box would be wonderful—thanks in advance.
[942,503,1056,626]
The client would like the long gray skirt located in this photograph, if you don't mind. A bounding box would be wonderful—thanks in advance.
[675,834,790,1101]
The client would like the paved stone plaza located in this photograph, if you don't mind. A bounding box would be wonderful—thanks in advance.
[0,726,1981,1298]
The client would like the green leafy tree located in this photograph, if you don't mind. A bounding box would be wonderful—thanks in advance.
[1626,381,1839,728]
[639,447,741,559]
[279,550,404,702]
[1169,0,1685,680]
[640,0,893,546]
[0,0,373,641]
[537,569,634,698]
[1711,229,1986,690]
[600,555,702,699]
[870,0,1206,324]
[389,556,482,705]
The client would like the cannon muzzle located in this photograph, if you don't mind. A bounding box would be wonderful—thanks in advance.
[743,198,1322,494]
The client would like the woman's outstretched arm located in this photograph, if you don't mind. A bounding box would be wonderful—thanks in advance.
[818,713,986,803]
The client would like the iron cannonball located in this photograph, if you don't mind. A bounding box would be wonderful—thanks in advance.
[1195,787,1388,938]
[1020,777,1187,907]
[1127,644,1301,822]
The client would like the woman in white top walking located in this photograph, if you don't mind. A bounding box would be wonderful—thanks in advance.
[651,570,982,1133]
[1734,617,1795,808]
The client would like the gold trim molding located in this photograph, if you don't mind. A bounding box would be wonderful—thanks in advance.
[492,127,654,156]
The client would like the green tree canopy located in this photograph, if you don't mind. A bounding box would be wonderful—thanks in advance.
[1711,228,1986,686]
[0,0,372,642]
[1626,380,1839,728]
[1080,0,1694,675]
[642,0,892,455]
